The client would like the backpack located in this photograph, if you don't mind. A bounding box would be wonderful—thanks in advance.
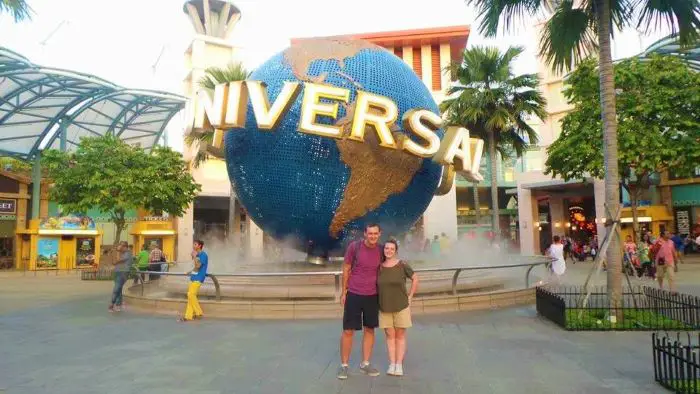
[648,241,661,262]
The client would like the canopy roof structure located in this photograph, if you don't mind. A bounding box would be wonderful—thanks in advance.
[0,46,186,161]
[641,33,700,71]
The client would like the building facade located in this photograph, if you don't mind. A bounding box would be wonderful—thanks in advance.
[514,26,699,255]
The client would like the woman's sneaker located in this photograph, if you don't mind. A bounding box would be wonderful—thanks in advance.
[394,364,404,376]
[387,364,397,376]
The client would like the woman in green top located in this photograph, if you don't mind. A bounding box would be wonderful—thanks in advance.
[378,239,419,377]
[637,241,653,279]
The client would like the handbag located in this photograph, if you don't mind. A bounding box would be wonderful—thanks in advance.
[657,257,665,266]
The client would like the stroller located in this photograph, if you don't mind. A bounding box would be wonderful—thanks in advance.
[623,250,642,278]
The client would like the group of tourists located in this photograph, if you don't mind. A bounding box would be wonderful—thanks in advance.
[561,236,599,262]
[623,230,686,292]
[546,229,688,293]
[401,232,451,256]
[106,240,188,313]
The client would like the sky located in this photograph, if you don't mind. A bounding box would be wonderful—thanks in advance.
[0,0,672,151]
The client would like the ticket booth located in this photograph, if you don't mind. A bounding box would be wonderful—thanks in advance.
[130,210,176,263]
[15,216,102,270]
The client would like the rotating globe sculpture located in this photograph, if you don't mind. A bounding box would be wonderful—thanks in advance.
[224,39,445,261]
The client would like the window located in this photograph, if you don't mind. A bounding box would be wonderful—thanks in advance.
[524,149,545,172]
[669,166,700,181]
[412,47,422,79]
[503,165,515,182]
[431,45,441,91]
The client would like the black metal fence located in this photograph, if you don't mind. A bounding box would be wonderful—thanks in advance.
[536,285,700,331]
[80,266,115,280]
[653,332,700,393]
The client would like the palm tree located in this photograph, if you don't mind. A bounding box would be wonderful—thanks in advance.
[467,0,700,309]
[0,0,32,21]
[473,181,481,229]
[186,62,249,243]
[442,46,546,239]
[186,62,249,167]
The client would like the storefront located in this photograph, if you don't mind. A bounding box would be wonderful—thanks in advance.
[671,183,700,254]
[659,169,700,244]
[130,210,176,263]
[619,205,674,241]
[15,215,102,270]
[672,184,700,236]
[0,170,49,269]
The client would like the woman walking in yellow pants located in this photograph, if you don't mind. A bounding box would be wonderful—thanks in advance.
[179,240,208,322]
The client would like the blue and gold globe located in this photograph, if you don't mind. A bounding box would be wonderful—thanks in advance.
[225,39,444,256]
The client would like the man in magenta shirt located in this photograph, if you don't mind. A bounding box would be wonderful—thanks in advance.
[337,223,382,380]
[655,231,678,292]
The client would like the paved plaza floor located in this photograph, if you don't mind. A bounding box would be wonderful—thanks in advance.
[2,260,699,394]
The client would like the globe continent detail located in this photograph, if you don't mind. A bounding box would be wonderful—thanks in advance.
[224,38,445,255]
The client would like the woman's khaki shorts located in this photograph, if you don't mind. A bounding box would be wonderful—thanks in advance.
[379,307,412,329]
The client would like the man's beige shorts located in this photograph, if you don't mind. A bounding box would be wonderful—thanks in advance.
[657,264,676,280]
[379,307,412,329]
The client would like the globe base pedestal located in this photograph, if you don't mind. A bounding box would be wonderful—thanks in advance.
[306,255,328,265]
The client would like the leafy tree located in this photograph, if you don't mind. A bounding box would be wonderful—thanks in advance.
[546,55,700,242]
[442,46,546,236]
[0,157,32,173]
[0,0,32,21]
[467,0,700,309]
[42,135,201,244]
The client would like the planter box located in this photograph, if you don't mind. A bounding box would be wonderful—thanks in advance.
[536,285,700,331]
[653,332,700,393]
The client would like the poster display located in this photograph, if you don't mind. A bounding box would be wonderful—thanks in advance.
[76,238,96,267]
[37,237,59,268]
[676,209,691,236]
[40,215,96,230]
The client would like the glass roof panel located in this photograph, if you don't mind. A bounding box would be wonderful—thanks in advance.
[0,46,186,161]
[641,32,700,71]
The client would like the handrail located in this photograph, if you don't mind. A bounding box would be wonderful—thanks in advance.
[133,258,553,302]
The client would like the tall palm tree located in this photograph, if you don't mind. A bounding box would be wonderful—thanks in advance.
[186,62,249,243]
[467,0,700,309]
[442,46,546,239]
[473,181,481,229]
[0,0,32,21]
[186,62,249,167]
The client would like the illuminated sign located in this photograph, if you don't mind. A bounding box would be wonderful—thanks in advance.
[194,81,485,181]
[0,199,16,214]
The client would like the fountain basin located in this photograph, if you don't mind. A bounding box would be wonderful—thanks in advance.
[123,256,551,319]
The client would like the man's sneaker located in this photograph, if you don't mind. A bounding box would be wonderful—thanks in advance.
[336,365,349,380]
[359,363,380,377]
[394,364,404,376]
[108,305,114,313]
[387,364,396,376]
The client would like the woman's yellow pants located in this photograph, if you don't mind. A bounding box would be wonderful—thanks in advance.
[185,281,203,320]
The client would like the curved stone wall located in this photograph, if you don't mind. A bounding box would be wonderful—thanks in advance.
[124,285,536,319]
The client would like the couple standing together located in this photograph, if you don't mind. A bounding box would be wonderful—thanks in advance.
[337,223,420,379]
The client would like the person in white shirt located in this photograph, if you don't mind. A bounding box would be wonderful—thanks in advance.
[546,235,566,282]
